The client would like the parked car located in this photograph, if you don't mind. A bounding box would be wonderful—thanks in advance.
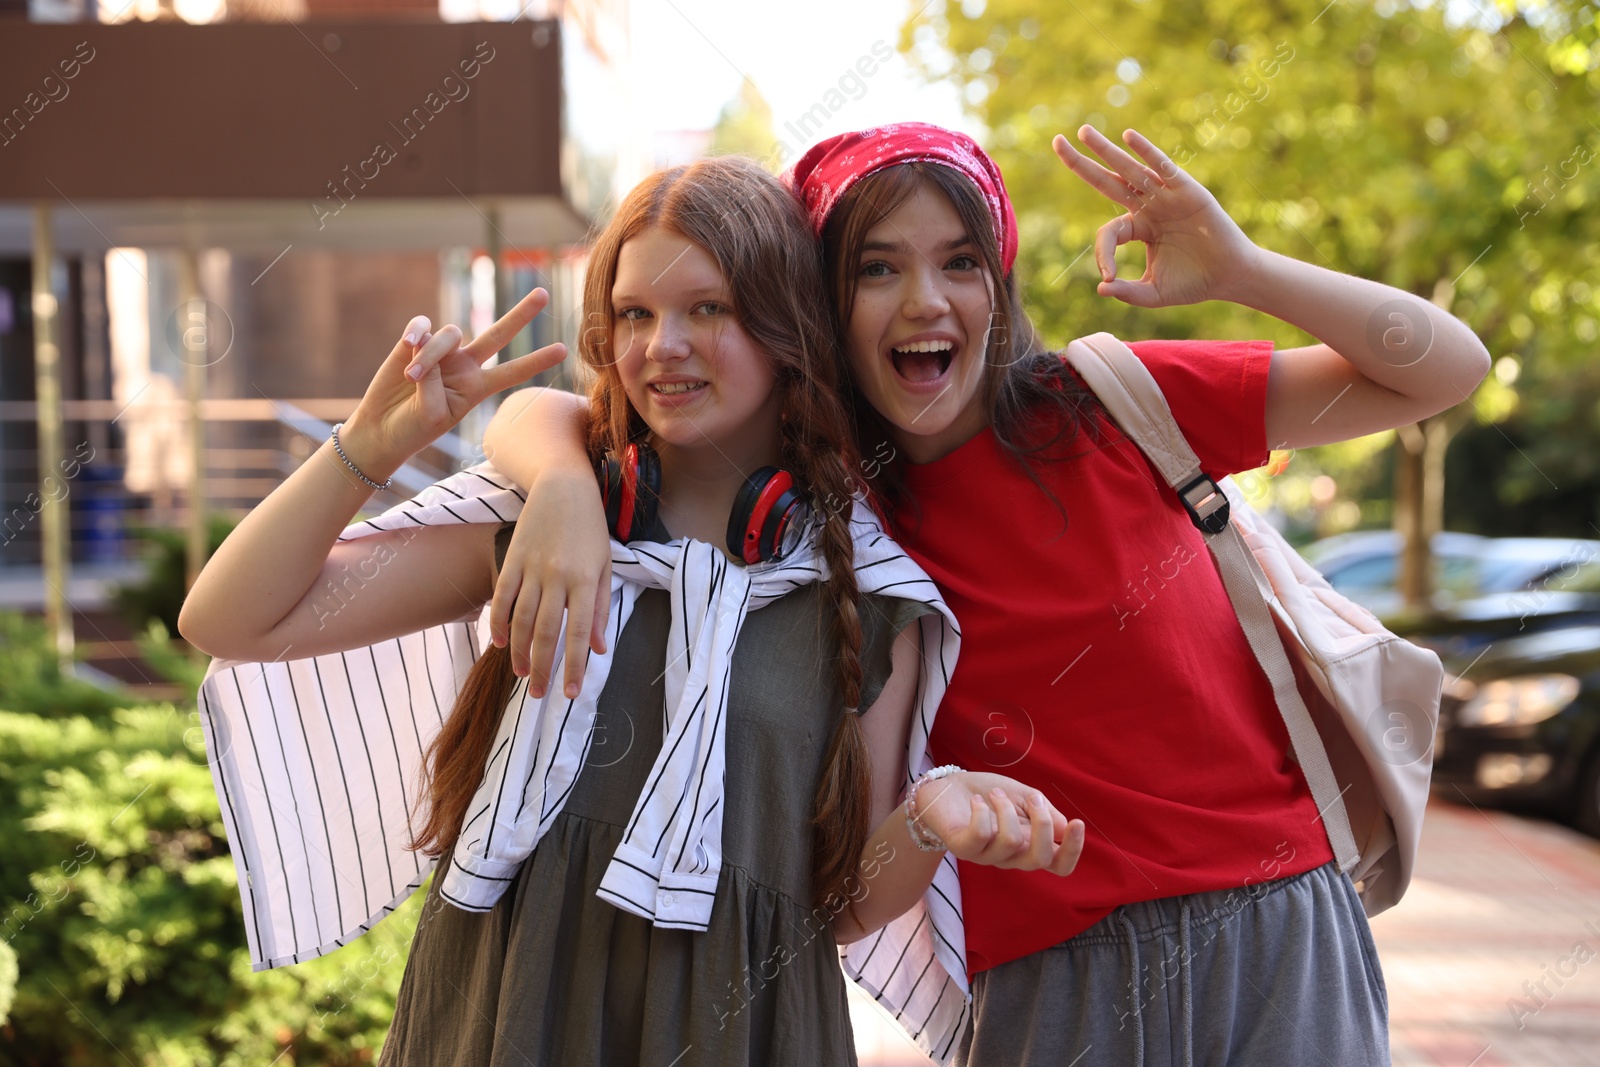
[1301,532,1600,616]
[1396,559,1600,836]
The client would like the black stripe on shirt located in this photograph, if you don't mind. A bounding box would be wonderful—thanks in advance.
[207,675,268,955]
[292,660,367,926]
[253,664,330,947]
[279,662,347,936]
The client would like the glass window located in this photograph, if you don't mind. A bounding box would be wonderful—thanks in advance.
[1326,554,1396,590]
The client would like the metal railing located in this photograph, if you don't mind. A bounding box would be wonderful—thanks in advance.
[0,398,474,573]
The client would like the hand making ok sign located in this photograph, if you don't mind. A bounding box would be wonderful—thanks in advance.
[1053,125,1263,309]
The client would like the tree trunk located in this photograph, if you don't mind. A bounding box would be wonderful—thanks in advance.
[1395,413,1459,613]
[1394,421,1431,612]
[1394,278,1476,614]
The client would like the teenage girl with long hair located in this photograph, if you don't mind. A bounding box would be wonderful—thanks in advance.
[180,155,1082,1066]
[470,125,1490,1065]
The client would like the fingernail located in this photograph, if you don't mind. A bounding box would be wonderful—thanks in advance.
[406,363,424,381]
[565,682,579,699]
[404,330,420,346]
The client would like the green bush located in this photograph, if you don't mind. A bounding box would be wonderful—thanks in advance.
[0,612,417,1066]
[109,517,238,637]
[0,614,126,720]
[135,619,209,695]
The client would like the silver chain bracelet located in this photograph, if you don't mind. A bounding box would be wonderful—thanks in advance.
[330,422,394,493]
[905,765,963,853]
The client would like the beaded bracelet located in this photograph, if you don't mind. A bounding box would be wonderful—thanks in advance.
[904,765,963,853]
[330,422,394,493]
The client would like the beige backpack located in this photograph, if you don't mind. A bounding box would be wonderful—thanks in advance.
[1065,333,1443,915]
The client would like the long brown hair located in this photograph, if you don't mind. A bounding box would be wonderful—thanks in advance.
[412,156,875,913]
[821,161,1106,530]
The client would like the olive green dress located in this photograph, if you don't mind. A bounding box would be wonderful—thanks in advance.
[379,523,930,1067]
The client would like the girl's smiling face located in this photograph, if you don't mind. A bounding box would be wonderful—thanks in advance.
[845,182,996,464]
[611,226,781,463]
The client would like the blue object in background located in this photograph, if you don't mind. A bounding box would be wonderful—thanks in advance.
[75,464,126,563]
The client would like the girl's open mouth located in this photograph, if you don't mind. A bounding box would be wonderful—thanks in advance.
[889,339,955,384]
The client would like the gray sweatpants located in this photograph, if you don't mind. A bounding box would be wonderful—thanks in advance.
[956,861,1390,1067]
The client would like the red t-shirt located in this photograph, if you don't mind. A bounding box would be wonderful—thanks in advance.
[896,339,1333,976]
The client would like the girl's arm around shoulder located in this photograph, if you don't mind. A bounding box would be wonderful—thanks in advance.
[833,622,1085,945]
[483,387,613,699]
[482,386,591,483]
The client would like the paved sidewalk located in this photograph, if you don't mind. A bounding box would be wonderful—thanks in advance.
[1373,796,1600,1067]
[851,796,1600,1066]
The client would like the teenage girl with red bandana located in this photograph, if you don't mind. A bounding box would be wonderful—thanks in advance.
[451,126,1489,1065]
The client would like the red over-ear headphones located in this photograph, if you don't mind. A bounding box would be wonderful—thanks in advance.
[597,442,810,564]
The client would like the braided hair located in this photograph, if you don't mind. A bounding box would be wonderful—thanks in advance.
[417,156,876,914]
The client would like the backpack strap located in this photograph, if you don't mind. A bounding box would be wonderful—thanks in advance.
[1063,332,1363,875]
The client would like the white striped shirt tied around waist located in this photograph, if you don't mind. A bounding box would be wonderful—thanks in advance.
[197,462,973,1063]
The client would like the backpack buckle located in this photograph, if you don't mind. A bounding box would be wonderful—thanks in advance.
[1178,473,1230,535]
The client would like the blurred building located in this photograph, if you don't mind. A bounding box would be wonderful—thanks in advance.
[0,0,639,603]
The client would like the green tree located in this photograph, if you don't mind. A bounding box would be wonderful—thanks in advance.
[905,0,1600,602]
[710,80,780,168]
[0,940,15,1027]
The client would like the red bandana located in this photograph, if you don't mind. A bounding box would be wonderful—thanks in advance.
[783,122,1019,274]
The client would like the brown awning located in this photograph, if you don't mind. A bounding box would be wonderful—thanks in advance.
[0,18,589,250]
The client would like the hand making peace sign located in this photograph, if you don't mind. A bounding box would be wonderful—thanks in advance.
[345,287,568,466]
[1053,126,1264,309]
